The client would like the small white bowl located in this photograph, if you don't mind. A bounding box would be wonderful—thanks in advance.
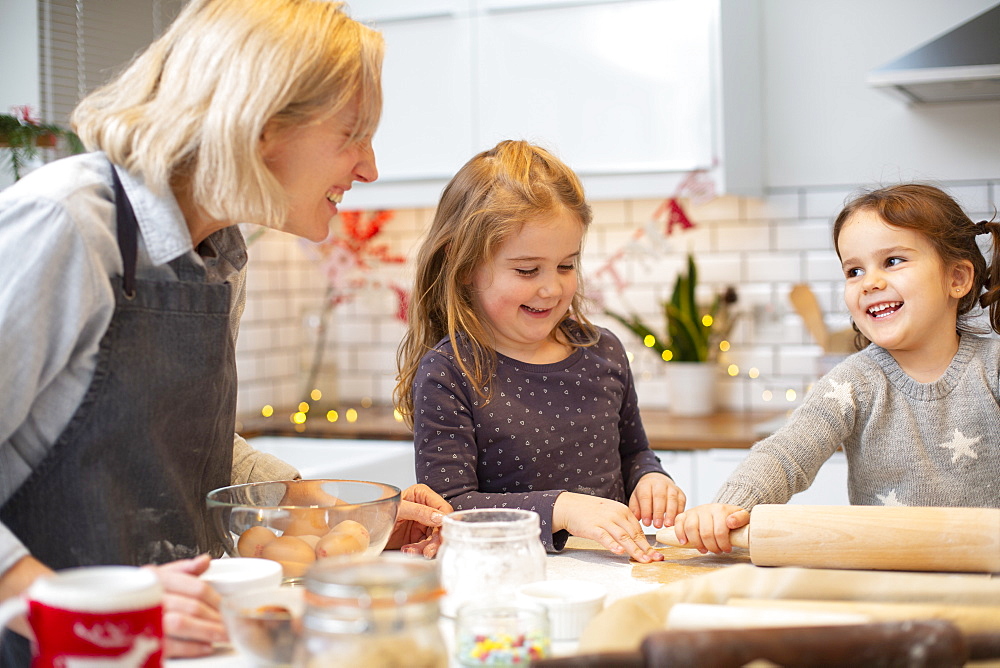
[201,558,283,597]
[515,579,607,641]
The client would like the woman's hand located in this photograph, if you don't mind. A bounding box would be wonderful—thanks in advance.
[145,554,228,658]
[671,503,750,554]
[0,555,53,638]
[553,492,663,563]
[628,472,687,530]
[386,483,453,558]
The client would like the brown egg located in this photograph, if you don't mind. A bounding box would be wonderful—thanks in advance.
[276,509,330,537]
[273,560,312,579]
[315,520,371,558]
[296,534,321,550]
[261,535,318,569]
[237,526,277,558]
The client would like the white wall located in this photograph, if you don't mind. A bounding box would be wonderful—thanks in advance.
[0,0,40,189]
[762,0,1000,189]
[0,0,40,112]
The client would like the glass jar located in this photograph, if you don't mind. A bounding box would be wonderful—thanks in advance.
[454,600,551,667]
[437,508,547,617]
[298,555,447,668]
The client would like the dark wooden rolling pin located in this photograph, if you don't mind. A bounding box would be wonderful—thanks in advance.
[655,504,1000,573]
[535,621,1000,667]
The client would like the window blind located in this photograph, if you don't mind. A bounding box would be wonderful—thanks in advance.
[38,0,187,126]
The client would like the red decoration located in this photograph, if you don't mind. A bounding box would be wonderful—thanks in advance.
[662,197,694,235]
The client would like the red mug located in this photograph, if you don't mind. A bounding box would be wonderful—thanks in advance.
[0,565,163,667]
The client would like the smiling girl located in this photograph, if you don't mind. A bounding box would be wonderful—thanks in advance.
[672,183,1000,554]
[394,140,686,562]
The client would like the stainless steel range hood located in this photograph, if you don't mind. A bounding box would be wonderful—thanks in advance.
[867,4,1000,103]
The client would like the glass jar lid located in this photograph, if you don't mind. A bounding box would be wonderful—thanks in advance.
[441,508,541,542]
[304,555,442,609]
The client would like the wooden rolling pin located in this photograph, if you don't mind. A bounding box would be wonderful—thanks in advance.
[725,599,1000,634]
[535,620,999,667]
[656,505,1000,573]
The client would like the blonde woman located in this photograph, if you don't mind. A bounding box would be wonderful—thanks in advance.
[0,0,450,662]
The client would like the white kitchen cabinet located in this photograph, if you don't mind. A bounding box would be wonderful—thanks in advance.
[654,448,850,508]
[477,1,714,174]
[346,0,762,209]
[346,0,469,23]
[366,16,476,183]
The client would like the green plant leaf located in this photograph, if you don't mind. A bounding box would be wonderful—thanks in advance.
[604,308,667,356]
[605,253,734,365]
[1,113,85,181]
[665,302,708,362]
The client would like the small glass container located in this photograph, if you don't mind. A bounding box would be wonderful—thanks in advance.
[298,555,447,668]
[455,600,551,667]
[438,508,547,617]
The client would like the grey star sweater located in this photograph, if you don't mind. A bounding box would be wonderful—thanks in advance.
[412,325,669,551]
[716,334,1000,509]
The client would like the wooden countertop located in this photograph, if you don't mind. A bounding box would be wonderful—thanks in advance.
[236,405,786,451]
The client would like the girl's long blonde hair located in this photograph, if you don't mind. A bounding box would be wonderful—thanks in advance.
[71,0,383,228]
[394,140,598,425]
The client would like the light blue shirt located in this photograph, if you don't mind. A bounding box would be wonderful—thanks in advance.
[0,152,297,576]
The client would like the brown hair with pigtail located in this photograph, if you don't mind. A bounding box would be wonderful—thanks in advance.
[833,183,1000,347]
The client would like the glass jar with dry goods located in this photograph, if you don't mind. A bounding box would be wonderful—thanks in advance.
[298,555,447,668]
[437,508,547,617]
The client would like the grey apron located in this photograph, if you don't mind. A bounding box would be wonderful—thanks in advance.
[0,163,238,665]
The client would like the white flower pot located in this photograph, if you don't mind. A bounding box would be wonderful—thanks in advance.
[666,362,716,417]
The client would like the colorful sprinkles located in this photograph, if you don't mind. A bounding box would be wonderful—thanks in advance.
[457,631,550,665]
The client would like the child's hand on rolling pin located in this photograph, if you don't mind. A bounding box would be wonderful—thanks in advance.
[628,472,687,529]
[553,492,664,563]
[672,503,750,554]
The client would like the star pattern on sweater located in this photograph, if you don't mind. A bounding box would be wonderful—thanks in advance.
[823,378,853,414]
[938,429,980,463]
[877,489,904,506]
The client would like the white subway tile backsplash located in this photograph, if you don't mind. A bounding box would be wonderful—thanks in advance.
[235,178,997,419]
[745,252,802,283]
[775,346,825,376]
[714,222,771,253]
[775,219,833,251]
[803,189,853,220]
[336,370,377,402]
[697,253,742,284]
[803,250,843,282]
[948,184,992,216]
[354,345,397,374]
[262,350,299,379]
[590,199,628,225]
[629,198,673,224]
[684,195,741,222]
[236,325,272,354]
[744,192,801,220]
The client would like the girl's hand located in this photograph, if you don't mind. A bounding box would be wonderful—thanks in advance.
[145,554,228,658]
[553,492,663,563]
[628,472,687,530]
[386,483,453,558]
[671,503,750,554]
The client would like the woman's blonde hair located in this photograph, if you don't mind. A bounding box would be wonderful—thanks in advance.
[72,0,383,228]
[394,140,598,425]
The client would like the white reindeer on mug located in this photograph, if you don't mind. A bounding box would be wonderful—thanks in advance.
[57,631,160,668]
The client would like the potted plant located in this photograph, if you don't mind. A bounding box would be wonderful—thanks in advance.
[0,107,84,181]
[605,253,737,416]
